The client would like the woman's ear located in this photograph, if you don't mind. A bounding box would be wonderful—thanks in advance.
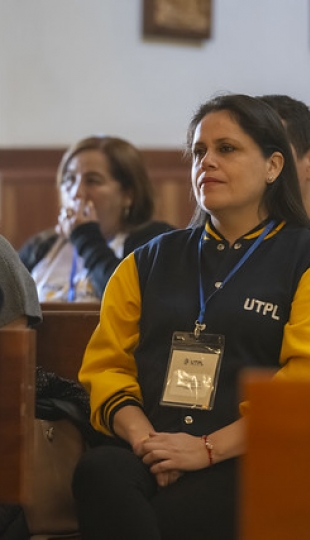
[266,152,284,183]
[124,188,134,208]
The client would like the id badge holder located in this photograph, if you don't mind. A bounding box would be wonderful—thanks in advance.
[161,332,225,410]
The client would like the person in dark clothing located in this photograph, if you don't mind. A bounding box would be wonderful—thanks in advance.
[259,94,310,217]
[19,136,174,302]
[72,94,310,540]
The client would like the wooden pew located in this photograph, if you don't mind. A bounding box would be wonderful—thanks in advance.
[0,307,99,539]
[0,328,36,504]
[239,370,310,540]
[40,302,100,312]
[36,309,100,380]
[31,309,99,539]
[25,304,100,540]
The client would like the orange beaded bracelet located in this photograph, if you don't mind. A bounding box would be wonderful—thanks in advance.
[202,435,213,466]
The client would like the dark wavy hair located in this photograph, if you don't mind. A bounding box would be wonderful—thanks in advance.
[186,93,310,228]
[57,135,154,227]
[260,94,310,158]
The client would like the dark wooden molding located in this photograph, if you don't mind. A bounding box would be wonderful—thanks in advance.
[0,148,64,170]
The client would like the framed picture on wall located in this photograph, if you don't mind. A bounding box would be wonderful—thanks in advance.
[143,0,212,41]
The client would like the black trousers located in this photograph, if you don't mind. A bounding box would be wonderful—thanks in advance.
[72,445,238,540]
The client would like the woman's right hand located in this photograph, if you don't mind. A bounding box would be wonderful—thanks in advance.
[113,407,183,488]
[56,200,98,238]
[133,435,183,488]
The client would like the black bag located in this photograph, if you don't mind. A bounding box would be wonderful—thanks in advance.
[0,504,29,540]
[23,368,106,536]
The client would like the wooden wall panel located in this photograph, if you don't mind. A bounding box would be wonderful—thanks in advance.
[0,170,59,249]
[0,149,193,249]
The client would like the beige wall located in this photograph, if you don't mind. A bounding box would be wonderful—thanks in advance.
[0,0,309,149]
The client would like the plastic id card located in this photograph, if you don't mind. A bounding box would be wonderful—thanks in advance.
[160,332,225,410]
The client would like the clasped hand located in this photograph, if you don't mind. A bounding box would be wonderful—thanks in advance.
[133,432,209,488]
[56,199,98,238]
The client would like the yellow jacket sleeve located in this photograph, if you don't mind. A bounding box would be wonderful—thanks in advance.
[78,252,142,435]
[276,267,310,381]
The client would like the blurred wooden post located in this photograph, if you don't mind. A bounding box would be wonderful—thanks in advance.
[239,370,310,540]
[0,328,35,503]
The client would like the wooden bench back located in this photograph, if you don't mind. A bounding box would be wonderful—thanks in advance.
[239,371,310,540]
[0,308,99,504]
[36,309,100,380]
[40,302,100,312]
[0,328,36,503]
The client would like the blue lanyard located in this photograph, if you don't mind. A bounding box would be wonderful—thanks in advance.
[194,220,275,337]
[67,247,78,302]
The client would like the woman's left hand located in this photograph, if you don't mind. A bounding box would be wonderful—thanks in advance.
[140,432,210,475]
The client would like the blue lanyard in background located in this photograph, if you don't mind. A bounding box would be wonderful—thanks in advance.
[67,247,78,302]
[194,220,275,335]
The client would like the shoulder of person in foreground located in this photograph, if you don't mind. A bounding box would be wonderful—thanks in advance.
[18,227,58,271]
[0,234,42,328]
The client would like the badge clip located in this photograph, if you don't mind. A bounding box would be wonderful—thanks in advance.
[194,320,206,339]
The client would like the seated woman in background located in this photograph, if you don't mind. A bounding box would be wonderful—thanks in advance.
[19,136,174,302]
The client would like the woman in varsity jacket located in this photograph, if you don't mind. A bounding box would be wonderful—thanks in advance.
[73,94,310,540]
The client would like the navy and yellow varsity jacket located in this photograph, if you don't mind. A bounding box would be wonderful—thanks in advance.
[79,221,310,438]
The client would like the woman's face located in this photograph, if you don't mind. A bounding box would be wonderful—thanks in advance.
[60,149,133,239]
[191,110,282,223]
